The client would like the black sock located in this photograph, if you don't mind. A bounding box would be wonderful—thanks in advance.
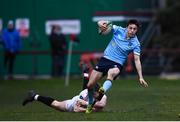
[37,96,55,106]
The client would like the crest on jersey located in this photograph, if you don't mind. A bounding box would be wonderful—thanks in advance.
[128,42,132,47]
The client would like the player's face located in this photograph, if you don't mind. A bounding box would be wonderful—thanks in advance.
[127,24,138,38]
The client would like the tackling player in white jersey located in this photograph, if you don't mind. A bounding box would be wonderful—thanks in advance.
[22,84,107,112]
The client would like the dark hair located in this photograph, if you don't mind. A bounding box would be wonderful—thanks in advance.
[127,19,141,28]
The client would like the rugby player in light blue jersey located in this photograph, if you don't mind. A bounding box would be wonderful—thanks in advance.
[86,19,148,113]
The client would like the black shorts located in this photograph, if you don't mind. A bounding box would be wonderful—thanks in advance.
[94,57,123,79]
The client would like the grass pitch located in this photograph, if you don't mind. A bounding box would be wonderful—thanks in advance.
[0,77,180,121]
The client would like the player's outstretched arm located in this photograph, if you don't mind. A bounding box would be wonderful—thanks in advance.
[134,54,148,87]
[93,95,107,110]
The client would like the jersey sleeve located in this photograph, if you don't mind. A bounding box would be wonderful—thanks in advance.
[112,25,118,33]
[112,25,124,34]
[133,44,141,55]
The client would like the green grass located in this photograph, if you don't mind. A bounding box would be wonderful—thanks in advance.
[0,77,180,121]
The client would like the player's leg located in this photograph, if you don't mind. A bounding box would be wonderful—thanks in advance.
[87,70,102,88]
[96,67,120,102]
[22,91,55,107]
[86,70,103,113]
[22,91,67,111]
[86,57,111,113]
[87,70,102,104]
[103,67,120,92]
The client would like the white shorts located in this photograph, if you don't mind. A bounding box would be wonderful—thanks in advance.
[65,95,79,112]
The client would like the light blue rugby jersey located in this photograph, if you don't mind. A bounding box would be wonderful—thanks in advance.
[104,25,141,66]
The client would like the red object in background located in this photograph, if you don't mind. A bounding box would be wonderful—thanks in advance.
[80,53,103,74]
[69,34,79,43]
[69,34,76,41]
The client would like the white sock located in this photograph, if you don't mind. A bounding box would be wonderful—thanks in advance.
[34,94,39,100]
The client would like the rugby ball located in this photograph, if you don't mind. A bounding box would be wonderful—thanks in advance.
[98,21,112,35]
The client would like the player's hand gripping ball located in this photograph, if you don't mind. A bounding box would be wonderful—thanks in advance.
[98,20,112,35]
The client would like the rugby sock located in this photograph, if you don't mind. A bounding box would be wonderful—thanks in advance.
[36,95,55,106]
[88,88,94,105]
[34,95,39,100]
[102,79,112,92]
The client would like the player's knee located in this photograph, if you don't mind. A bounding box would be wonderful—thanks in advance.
[108,68,120,79]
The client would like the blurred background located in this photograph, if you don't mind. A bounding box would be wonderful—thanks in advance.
[0,0,180,82]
